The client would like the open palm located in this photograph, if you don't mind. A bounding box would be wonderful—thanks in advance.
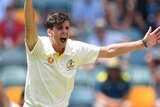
[143,27,160,47]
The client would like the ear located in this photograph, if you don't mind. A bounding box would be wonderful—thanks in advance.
[47,29,52,37]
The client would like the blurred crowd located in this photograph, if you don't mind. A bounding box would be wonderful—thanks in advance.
[0,0,160,107]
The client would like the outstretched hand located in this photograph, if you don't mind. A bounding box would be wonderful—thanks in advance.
[143,26,160,48]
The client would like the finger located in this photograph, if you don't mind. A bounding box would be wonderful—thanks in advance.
[152,26,160,34]
[157,36,160,43]
[156,30,160,37]
[157,36,160,40]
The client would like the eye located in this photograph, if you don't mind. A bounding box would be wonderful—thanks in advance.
[65,26,69,30]
[57,26,63,30]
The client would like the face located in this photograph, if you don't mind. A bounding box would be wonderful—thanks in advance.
[48,20,70,53]
[109,68,120,80]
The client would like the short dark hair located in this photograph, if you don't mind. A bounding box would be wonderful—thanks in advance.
[45,12,70,30]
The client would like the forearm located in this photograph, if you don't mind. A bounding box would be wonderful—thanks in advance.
[24,0,38,50]
[0,84,10,107]
[95,92,122,106]
[24,0,35,29]
[0,93,10,107]
[98,40,144,58]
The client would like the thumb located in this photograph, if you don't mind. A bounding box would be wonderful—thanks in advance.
[144,26,152,39]
[146,26,152,34]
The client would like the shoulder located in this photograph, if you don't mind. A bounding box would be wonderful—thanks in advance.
[68,39,99,49]
[39,36,49,41]
[68,39,86,45]
[38,36,50,45]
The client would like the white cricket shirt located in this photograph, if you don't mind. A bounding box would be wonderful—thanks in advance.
[24,36,100,107]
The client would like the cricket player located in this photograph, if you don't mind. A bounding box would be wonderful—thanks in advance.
[24,0,160,107]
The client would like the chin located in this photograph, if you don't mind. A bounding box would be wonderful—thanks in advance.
[59,43,67,48]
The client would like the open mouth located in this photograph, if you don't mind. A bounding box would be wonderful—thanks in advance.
[60,37,67,43]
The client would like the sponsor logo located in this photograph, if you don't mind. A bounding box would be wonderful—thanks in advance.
[48,57,54,64]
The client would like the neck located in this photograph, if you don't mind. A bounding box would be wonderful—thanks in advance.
[49,38,65,55]
[53,45,65,55]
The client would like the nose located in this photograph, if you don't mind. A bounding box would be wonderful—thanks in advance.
[62,28,67,34]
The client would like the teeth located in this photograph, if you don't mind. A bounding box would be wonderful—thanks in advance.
[61,36,66,38]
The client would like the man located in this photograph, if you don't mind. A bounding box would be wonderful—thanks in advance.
[24,0,160,107]
[94,57,131,107]
[0,81,10,107]
[0,81,20,107]
[0,5,24,48]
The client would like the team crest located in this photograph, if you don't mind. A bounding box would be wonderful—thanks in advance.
[66,59,75,71]
[48,57,54,64]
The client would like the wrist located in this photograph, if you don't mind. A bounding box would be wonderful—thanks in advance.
[142,39,147,48]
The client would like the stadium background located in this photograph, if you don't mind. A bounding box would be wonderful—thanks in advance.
[0,0,160,107]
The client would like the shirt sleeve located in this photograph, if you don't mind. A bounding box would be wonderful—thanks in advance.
[74,41,100,65]
[25,36,42,59]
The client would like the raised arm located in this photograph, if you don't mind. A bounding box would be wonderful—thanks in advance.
[24,0,38,51]
[98,26,160,58]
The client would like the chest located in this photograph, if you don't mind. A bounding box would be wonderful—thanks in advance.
[101,81,128,91]
[39,51,79,77]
